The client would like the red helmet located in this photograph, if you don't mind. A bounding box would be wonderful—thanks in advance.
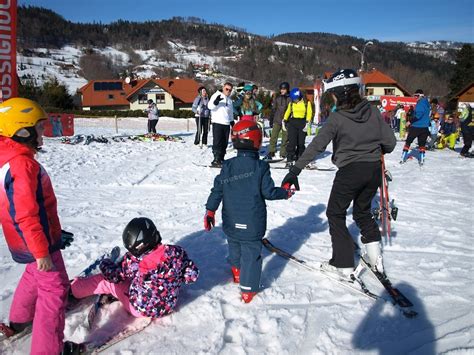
[231,120,262,150]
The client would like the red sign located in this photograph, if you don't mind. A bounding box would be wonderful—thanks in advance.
[0,0,17,101]
[380,96,418,111]
[43,113,75,137]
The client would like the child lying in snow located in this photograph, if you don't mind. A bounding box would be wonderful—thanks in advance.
[71,217,199,318]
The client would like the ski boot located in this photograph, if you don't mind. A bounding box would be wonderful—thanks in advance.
[62,341,85,354]
[419,147,426,166]
[364,242,384,274]
[0,321,31,341]
[241,292,257,303]
[210,158,222,168]
[320,262,354,280]
[263,152,275,161]
[231,266,240,283]
[400,147,409,164]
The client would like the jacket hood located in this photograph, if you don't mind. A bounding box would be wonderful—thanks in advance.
[0,137,35,166]
[336,99,372,123]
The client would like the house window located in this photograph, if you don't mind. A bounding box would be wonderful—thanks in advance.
[365,88,374,96]
[384,88,395,95]
[108,94,114,100]
[156,94,165,104]
[138,94,148,104]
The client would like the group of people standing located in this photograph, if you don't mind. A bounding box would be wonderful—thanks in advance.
[191,80,314,168]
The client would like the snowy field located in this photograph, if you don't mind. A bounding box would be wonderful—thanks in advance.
[1,117,473,354]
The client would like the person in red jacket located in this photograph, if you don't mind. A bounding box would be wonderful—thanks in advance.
[0,98,73,354]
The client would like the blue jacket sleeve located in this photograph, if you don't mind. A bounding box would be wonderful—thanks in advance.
[205,172,224,211]
[191,96,201,114]
[260,163,288,200]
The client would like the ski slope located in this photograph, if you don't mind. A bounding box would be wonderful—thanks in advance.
[0,117,473,354]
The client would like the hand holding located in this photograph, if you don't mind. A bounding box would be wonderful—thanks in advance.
[282,183,296,198]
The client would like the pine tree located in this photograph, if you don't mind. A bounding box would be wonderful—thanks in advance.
[448,44,474,97]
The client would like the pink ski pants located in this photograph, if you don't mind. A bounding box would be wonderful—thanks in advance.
[9,250,69,355]
[71,274,141,317]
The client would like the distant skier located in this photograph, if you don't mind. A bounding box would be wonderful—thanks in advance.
[0,98,78,354]
[283,88,313,167]
[265,82,291,160]
[400,89,431,164]
[71,217,199,318]
[459,103,473,158]
[204,121,294,303]
[208,82,235,167]
[145,99,159,133]
[281,69,396,277]
[192,86,211,146]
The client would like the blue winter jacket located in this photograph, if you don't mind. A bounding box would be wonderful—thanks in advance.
[440,121,457,136]
[206,150,288,240]
[412,97,431,128]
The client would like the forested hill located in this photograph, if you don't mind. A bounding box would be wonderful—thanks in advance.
[17,6,459,96]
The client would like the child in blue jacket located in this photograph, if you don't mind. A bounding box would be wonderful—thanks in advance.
[204,121,294,303]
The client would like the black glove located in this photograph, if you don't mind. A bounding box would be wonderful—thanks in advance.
[213,95,224,106]
[230,120,235,127]
[60,230,74,249]
[282,165,302,191]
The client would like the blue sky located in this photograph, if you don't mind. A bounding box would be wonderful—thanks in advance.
[20,0,474,42]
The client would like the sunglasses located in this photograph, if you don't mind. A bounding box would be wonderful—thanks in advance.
[224,87,233,92]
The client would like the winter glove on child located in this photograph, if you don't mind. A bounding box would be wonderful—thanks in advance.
[60,230,74,249]
[282,165,301,191]
[282,183,296,199]
[204,210,216,231]
[213,95,224,106]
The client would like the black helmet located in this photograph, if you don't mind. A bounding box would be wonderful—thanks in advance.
[279,82,290,90]
[122,217,161,257]
[324,69,361,102]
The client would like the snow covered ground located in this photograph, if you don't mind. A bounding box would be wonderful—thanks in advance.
[1,117,473,354]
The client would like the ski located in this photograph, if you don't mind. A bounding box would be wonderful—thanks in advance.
[87,246,121,329]
[262,239,378,301]
[263,238,417,318]
[271,165,336,171]
[262,158,285,163]
[358,257,417,317]
[192,162,221,168]
[81,317,152,354]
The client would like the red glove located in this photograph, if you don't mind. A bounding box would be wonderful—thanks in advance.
[204,210,215,231]
[282,183,296,199]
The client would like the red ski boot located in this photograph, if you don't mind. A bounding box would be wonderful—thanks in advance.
[231,267,240,283]
[0,323,16,340]
[241,292,257,303]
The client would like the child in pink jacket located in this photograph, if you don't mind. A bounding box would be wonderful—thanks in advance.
[71,217,199,318]
[0,98,71,354]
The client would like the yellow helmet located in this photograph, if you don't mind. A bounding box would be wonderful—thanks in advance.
[0,98,48,138]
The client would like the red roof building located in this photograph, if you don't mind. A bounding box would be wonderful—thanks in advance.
[78,78,202,111]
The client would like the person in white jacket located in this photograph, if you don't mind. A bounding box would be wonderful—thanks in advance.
[208,82,235,167]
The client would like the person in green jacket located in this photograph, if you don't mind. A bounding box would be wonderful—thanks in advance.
[283,88,313,167]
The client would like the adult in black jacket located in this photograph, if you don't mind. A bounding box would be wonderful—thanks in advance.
[282,69,396,276]
[265,82,291,160]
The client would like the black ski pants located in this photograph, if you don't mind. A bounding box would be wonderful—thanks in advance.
[212,123,231,162]
[460,125,473,155]
[195,117,209,145]
[286,118,307,162]
[404,126,429,149]
[147,119,158,133]
[326,161,382,268]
